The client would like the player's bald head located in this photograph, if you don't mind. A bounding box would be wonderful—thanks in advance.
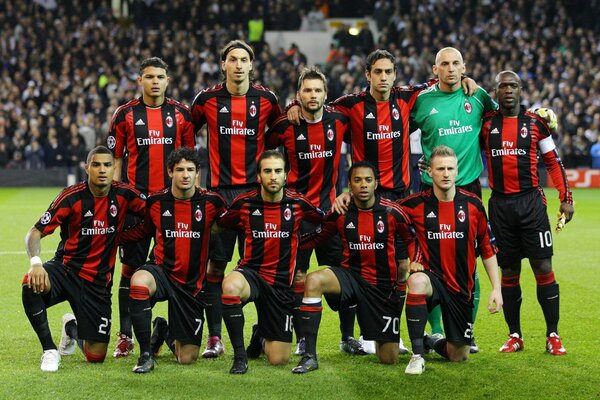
[495,70,521,85]
[435,47,463,65]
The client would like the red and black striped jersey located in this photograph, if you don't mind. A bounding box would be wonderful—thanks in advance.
[107,97,195,194]
[481,107,573,203]
[331,84,428,192]
[35,181,145,287]
[265,106,348,211]
[399,189,497,301]
[301,196,420,291]
[191,83,282,189]
[120,188,225,295]
[217,188,323,288]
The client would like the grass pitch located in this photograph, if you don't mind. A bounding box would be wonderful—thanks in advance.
[0,187,598,400]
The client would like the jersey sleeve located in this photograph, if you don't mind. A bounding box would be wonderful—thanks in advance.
[108,107,127,158]
[299,212,339,250]
[217,198,243,229]
[391,205,422,264]
[191,92,207,132]
[265,116,288,149]
[34,189,73,236]
[476,205,498,260]
[535,118,573,204]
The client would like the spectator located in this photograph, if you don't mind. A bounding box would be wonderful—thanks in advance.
[591,136,600,169]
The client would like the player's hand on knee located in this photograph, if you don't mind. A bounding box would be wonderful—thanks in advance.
[27,263,49,294]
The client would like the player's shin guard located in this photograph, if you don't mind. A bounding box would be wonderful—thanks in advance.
[501,275,522,336]
[427,305,443,336]
[222,296,245,358]
[205,274,224,338]
[118,264,135,337]
[129,285,152,355]
[338,304,356,341]
[472,271,480,323]
[22,285,56,351]
[292,281,305,341]
[406,293,428,355]
[535,272,559,336]
[299,298,323,355]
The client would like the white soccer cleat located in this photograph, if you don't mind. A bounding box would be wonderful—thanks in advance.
[58,313,77,355]
[399,337,409,354]
[405,354,425,375]
[41,349,61,372]
[358,335,376,354]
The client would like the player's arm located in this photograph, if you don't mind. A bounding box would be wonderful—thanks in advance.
[331,192,352,214]
[481,255,502,313]
[539,136,574,223]
[299,213,338,250]
[113,158,123,182]
[24,226,49,294]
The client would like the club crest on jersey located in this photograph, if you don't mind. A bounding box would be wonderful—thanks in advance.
[457,209,466,223]
[110,204,118,217]
[165,115,173,128]
[377,220,385,233]
[284,208,292,221]
[327,128,334,141]
[249,104,257,117]
[40,212,51,225]
[464,101,472,113]
[107,136,116,149]
[392,108,400,120]
[195,209,203,222]
[520,126,528,138]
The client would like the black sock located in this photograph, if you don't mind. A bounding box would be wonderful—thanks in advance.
[432,337,449,359]
[22,285,56,351]
[300,300,322,356]
[501,284,523,337]
[222,300,245,359]
[537,282,560,336]
[292,289,304,341]
[129,286,152,355]
[118,275,132,337]
[205,280,223,338]
[406,293,428,355]
[338,305,356,341]
[65,319,84,351]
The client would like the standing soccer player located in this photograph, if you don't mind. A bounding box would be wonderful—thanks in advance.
[292,161,420,374]
[399,146,502,375]
[218,150,324,374]
[265,66,347,355]
[119,147,226,373]
[22,146,145,372]
[481,71,574,355]
[191,40,282,358]
[107,57,195,357]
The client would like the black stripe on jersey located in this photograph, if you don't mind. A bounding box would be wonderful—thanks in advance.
[78,195,95,266]
[161,200,176,269]
[278,201,296,286]
[102,191,121,270]
[389,102,406,190]
[344,210,361,274]
[217,97,233,186]
[516,115,532,189]
[188,200,205,285]
[293,124,311,194]
[363,101,379,173]
[246,97,261,184]
[133,104,150,192]
[373,205,392,286]
[453,200,470,298]
[320,119,338,211]
[488,115,505,193]
[424,201,441,274]
[249,202,265,274]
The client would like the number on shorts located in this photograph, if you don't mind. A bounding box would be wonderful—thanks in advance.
[285,315,293,333]
[382,316,399,334]
[98,317,110,334]
[463,322,474,339]
[538,231,552,248]
[194,318,203,335]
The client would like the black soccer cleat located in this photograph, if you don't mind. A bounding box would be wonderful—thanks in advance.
[132,352,156,374]
[150,316,168,357]
[229,356,249,374]
[246,324,263,359]
[292,354,319,374]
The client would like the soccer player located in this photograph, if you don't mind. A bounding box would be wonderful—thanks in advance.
[218,150,324,374]
[292,161,420,374]
[22,146,145,372]
[481,71,574,355]
[107,57,195,357]
[265,66,346,356]
[399,145,502,375]
[118,147,226,373]
[191,40,282,358]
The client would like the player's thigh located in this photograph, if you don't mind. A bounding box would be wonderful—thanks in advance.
[322,267,358,311]
[489,195,522,267]
[305,267,342,296]
[75,282,113,343]
[255,285,294,344]
[520,191,554,260]
[222,269,252,299]
[356,283,401,343]
[167,284,205,348]
[375,341,399,364]
[174,342,201,364]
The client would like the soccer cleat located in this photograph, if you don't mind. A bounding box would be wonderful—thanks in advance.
[424,333,444,354]
[132,352,155,373]
[246,324,263,359]
[546,333,566,356]
[405,354,425,375]
[358,335,376,354]
[113,332,134,358]
[340,337,368,355]
[202,336,225,358]
[499,333,524,353]
[470,336,479,353]
[229,357,248,374]
[294,337,306,356]
[150,316,168,357]
[40,349,61,372]
[399,337,409,355]
[58,313,77,356]
[292,354,319,374]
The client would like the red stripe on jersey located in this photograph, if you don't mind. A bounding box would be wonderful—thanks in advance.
[357,207,377,283]
[146,107,167,190]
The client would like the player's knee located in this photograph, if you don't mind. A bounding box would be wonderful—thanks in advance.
[266,352,289,365]
[221,274,244,296]
[407,272,429,293]
[177,352,198,365]
[130,270,153,288]
[530,258,552,275]
[304,271,325,294]
[447,346,469,362]
[84,347,107,363]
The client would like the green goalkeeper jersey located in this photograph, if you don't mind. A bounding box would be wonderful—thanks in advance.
[411,84,497,186]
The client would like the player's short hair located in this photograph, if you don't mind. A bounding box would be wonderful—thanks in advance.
[347,160,378,182]
[429,145,457,163]
[220,40,255,62]
[86,145,113,163]
[365,49,396,72]
[257,150,286,173]
[167,147,201,171]
[139,57,169,75]
[494,70,521,86]
[434,47,463,65]
[297,66,327,91]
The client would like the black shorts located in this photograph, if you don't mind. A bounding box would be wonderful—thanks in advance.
[119,213,152,267]
[42,259,112,343]
[489,188,553,266]
[235,267,294,343]
[209,186,251,262]
[142,264,205,346]
[325,267,403,343]
[296,220,343,273]
[424,270,473,345]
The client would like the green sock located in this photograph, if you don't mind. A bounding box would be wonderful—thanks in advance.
[427,305,444,335]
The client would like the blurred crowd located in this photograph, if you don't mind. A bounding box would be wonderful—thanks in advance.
[1,0,599,172]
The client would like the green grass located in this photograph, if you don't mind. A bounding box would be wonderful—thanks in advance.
[1,188,599,399]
